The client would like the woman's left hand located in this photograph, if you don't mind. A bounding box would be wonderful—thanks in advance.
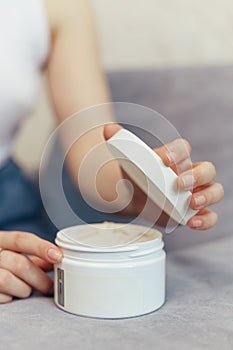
[176,161,224,230]
[104,123,224,230]
[161,142,224,230]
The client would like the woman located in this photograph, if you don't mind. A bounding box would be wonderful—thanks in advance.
[0,0,224,303]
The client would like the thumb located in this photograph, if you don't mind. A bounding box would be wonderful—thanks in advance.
[103,123,122,140]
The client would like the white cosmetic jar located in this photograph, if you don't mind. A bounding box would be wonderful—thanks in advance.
[54,222,165,319]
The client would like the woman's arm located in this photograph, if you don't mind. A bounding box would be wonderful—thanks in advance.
[44,0,224,228]
[45,0,132,212]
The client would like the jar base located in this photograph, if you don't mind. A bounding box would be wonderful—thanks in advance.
[54,298,166,320]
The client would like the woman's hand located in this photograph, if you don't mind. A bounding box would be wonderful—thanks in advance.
[104,123,224,230]
[0,231,63,304]
[159,140,224,230]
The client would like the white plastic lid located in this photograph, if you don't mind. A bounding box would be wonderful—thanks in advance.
[107,129,197,225]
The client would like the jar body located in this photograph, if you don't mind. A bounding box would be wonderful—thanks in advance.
[54,249,166,319]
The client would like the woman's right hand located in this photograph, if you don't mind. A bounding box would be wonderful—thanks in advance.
[0,231,63,304]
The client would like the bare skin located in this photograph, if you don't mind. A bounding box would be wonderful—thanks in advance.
[0,0,224,303]
[0,232,62,303]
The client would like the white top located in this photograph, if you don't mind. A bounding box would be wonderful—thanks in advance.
[107,129,197,226]
[0,0,50,167]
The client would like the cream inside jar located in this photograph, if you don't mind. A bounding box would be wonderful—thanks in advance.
[56,221,162,248]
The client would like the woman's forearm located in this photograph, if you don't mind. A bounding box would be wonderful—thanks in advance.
[45,0,133,213]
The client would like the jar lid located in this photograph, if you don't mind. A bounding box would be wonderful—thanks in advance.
[107,129,197,225]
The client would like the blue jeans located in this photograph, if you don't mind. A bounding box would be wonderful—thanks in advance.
[0,159,57,242]
[0,158,136,243]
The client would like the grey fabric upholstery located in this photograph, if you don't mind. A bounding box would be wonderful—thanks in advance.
[1,235,233,350]
[1,66,232,349]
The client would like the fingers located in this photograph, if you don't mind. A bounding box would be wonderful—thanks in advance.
[178,161,217,191]
[188,208,218,230]
[0,231,63,264]
[28,256,54,272]
[0,292,13,304]
[190,182,224,210]
[0,232,62,304]
[175,158,193,174]
[103,123,122,140]
[155,138,192,174]
[0,251,53,295]
[0,267,32,299]
[178,162,223,231]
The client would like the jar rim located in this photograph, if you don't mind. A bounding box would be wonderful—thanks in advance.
[55,222,163,253]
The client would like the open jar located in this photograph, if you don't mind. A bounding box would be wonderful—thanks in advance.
[54,222,165,319]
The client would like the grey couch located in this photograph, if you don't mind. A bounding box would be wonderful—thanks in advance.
[1,66,233,349]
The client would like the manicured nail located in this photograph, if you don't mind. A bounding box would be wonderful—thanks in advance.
[47,248,62,262]
[166,151,177,164]
[192,219,203,228]
[181,175,195,190]
[194,195,206,207]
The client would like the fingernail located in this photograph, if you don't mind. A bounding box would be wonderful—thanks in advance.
[47,248,62,262]
[181,174,195,190]
[194,195,206,207]
[166,151,177,164]
[192,219,203,228]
